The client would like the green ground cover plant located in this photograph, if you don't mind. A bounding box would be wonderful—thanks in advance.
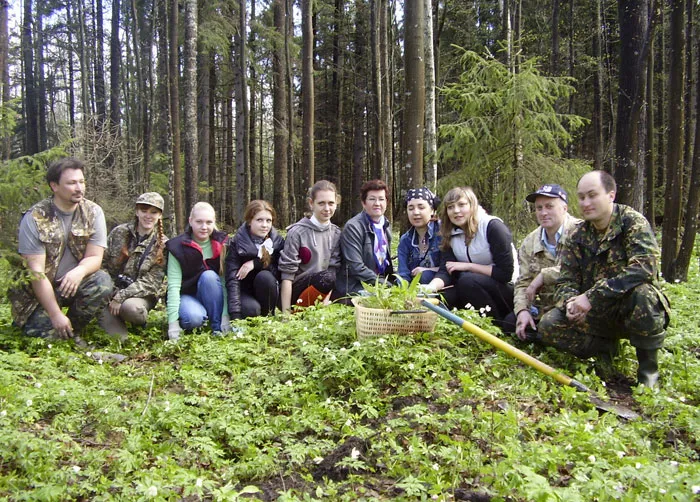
[1,262,699,500]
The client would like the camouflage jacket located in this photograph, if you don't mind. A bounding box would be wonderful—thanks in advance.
[513,213,581,315]
[554,204,669,310]
[103,222,168,303]
[10,197,101,327]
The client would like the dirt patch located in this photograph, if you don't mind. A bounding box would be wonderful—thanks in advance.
[312,436,370,482]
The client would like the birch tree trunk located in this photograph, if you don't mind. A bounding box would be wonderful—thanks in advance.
[301,0,315,191]
[169,0,184,232]
[423,0,437,189]
[183,0,198,216]
[273,0,290,225]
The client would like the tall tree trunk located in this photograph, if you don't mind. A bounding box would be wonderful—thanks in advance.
[551,0,560,74]
[675,43,700,281]
[352,0,368,217]
[285,0,295,223]
[661,0,686,281]
[404,0,425,188]
[330,0,345,186]
[169,0,184,232]
[592,0,604,170]
[110,0,121,131]
[614,0,651,209]
[682,0,694,170]
[22,0,39,155]
[644,5,656,231]
[208,53,217,207]
[302,0,315,192]
[249,0,259,199]
[95,0,107,122]
[35,3,47,150]
[273,0,290,226]
[234,0,250,225]
[183,0,198,216]
[423,0,437,189]
[370,0,382,179]
[197,47,210,187]
[0,0,10,157]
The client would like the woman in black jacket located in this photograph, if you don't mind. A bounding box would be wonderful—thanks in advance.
[225,200,284,319]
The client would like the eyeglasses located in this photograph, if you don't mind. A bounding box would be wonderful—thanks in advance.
[366,197,387,204]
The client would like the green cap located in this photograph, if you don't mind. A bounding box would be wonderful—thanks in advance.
[135,192,165,211]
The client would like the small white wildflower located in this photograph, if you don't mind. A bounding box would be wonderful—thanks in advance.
[432,373,438,378]
[606,427,614,434]
[318,324,324,329]
[304,327,308,331]
[408,445,413,452]
[302,341,308,346]
[432,463,439,471]
[350,447,360,459]
[340,347,346,352]
[146,486,158,497]
[196,478,203,488]
[272,329,276,334]
[47,344,52,349]
[285,380,293,386]
[378,338,386,345]
[679,396,686,402]
[0,410,6,417]
[86,351,92,357]
[452,307,458,312]
[72,465,81,473]
[480,312,487,317]
[314,456,324,464]
[34,382,42,388]
[330,354,337,361]
[164,400,170,412]
[635,462,642,469]
[243,410,249,416]
[326,398,332,404]
[297,298,304,304]
[484,305,491,312]
[408,363,415,370]
[98,359,103,365]
[660,489,666,494]
[674,279,681,283]
[479,307,485,314]
[353,341,361,347]
[564,444,572,451]
[691,486,700,494]
[432,495,439,500]
[116,396,122,401]
[59,390,66,396]
[616,451,625,458]
[666,397,673,403]
[267,320,272,324]
[385,426,392,433]
[601,381,607,387]
[323,347,330,352]
[345,419,352,426]
[670,461,678,467]
[103,408,109,414]
[99,390,106,396]
[26,399,33,407]
[584,423,594,432]
[465,303,472,309]
[588,455,596,463]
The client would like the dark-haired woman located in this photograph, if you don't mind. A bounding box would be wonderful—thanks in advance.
[425,187,517,321]
[100,192,168,337]
[226,200,285,319]
[397,187,441,284]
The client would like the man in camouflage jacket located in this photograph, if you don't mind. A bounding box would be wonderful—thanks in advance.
[538,171,670,387]
[504,184,581,341]
[9,157,113,339]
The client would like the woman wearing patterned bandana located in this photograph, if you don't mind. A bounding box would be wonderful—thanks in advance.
[279,180,342,313]
[100,192,168,338]
[225,200,285,319]
[397,187,441,284]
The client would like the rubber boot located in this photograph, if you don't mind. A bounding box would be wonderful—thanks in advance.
[636,348,659,387]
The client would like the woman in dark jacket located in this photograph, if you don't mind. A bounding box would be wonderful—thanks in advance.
[226,200,284,319]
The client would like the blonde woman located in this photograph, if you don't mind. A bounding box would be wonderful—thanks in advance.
[165,202,228,340]
[100,192,168,337]
[426,187,516,321]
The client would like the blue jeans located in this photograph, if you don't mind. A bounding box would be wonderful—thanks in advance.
[179,270,224,331]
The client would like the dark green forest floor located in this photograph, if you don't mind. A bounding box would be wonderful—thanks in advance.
[1,261,699,500]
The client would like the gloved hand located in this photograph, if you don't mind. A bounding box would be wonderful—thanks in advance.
[168,321,182,341]
[418,284,437,295]
[221,314,231,333]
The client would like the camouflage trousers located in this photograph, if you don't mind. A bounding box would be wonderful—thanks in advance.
[538,283,669,358]
[23,270,113,338]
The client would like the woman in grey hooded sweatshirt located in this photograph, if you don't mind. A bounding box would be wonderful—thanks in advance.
[279,180,342,312]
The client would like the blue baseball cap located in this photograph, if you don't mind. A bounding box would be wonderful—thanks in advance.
[525,184,568,203]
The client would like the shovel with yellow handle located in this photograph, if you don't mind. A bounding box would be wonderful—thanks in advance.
[421,300,640,420]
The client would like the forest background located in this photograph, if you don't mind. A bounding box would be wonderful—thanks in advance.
[0,0,699,283]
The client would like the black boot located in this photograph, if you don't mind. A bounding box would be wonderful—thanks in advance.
[636,348,659,387]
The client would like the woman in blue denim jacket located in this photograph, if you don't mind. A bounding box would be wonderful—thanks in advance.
[397,187,441,284]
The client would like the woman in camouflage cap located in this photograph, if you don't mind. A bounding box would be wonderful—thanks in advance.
[100,192,168,338]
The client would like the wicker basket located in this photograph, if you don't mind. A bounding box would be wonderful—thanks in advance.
[352,297,438,337]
